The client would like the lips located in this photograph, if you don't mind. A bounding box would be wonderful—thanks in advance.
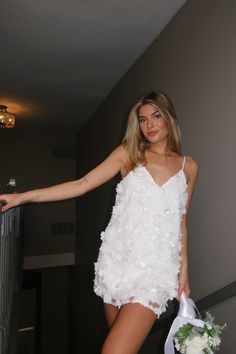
[147,131,159,137]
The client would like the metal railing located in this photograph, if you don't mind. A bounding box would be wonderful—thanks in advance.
[0,203,22,354]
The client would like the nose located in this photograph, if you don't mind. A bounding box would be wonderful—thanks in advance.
[147,117,155,129]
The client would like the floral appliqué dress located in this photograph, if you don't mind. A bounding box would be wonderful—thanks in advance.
[94,156,188,316]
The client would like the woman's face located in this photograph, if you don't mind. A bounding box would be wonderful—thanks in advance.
[138,104,169,144]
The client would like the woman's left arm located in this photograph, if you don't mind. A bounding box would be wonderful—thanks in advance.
[176,156,199,301]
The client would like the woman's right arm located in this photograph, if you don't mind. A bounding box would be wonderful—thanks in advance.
[0,144,127,212]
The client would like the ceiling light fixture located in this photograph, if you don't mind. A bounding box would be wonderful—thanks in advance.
[0,105,15,128]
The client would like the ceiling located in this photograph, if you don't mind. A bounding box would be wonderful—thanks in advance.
[0,0,186,131]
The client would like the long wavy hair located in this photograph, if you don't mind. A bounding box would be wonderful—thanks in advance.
[122,91,182,170]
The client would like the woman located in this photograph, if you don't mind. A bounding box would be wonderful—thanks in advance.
[0,91,199,354]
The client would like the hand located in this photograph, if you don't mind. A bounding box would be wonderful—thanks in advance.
[0,193,24,212]
[176,267,190,302]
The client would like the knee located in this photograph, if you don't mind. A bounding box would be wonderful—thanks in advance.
[101,341,114,354]
[101,341,124,354]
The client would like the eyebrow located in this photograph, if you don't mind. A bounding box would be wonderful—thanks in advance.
[138,110,160,119]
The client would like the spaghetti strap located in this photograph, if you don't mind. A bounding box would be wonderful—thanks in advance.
[181,156,186,170]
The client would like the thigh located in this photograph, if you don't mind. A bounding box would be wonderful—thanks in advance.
[102,302,157,354]
[104,303,119,327]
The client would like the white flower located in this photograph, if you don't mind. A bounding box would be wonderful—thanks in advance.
[174,339,181,351]
[211,336,221,347]
[206,323,212,329]
[185,336,208,354]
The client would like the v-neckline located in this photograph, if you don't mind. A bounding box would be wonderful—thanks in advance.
[141,165,185,189]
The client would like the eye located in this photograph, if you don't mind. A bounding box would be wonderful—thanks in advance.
[153,113,162,120]
[138,117,146,124]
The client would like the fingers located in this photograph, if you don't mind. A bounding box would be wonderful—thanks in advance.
[0,194,19,212]
[1,204,11,212]
[0,196,7,212]
[0,202,11,213]
[176,286,191,302]
[176,288,183,302]
[177,283,184,301]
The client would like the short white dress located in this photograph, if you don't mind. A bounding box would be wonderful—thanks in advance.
[94,156,188,316]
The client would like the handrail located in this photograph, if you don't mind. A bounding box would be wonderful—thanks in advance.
[0,202,22,354]
[196,281,236,311]
[151,280,236,333]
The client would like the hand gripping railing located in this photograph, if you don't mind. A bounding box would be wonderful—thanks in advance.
[0,202,21,354]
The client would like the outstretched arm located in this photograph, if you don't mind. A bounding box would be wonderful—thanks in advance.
[0,144,127,212]
[177,156,199,301]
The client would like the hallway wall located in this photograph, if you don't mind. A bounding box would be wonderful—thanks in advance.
[75,0,236,352]
[0,130,76,258]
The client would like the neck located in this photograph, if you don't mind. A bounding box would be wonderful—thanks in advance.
[147,141,169,155]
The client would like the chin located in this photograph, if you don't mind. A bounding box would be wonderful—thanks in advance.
[146,137,160,144]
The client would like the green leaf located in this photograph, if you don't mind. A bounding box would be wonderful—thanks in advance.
[174,324,192,345]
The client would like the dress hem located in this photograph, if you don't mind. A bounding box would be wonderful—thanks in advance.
[95,290,176,318]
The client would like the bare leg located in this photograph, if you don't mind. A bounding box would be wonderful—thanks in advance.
[102,302,157,354]
[104,303,119,327]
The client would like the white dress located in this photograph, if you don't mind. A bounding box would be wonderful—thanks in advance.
[94,156,188,316]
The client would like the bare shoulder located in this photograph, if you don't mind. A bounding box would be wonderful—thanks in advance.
[185,155,199,182]
[108,144,130,174]
[186,155,199,171]
[112,144,129,163]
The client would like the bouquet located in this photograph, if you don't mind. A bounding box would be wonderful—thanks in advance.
[164,292,226,354]
[174,311,226,354]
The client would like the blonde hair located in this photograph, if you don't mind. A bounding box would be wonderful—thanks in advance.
[122,91,182,170]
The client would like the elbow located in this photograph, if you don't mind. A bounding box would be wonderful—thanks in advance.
[73,178,88,197]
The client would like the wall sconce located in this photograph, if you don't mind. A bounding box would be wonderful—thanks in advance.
[0,105,15,128]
